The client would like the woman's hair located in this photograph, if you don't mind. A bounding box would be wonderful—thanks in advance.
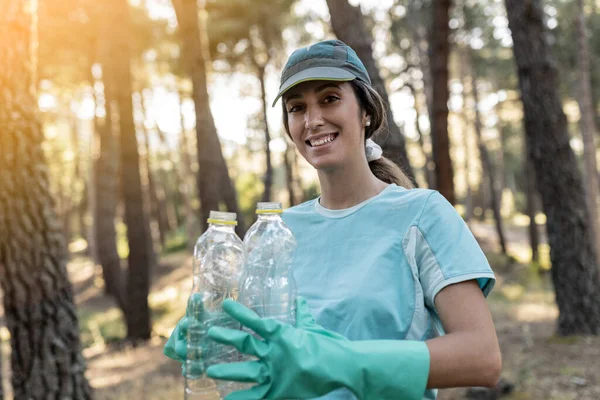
[281,79,414,189]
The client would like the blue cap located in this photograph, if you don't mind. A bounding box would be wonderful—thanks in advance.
[272,39,371,107]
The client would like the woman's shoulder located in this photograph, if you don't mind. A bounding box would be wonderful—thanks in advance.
[374,185,438,210]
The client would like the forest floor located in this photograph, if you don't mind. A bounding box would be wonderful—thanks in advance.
[2,218,599,400]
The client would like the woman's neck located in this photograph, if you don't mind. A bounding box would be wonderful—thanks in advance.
[317,161,389,210]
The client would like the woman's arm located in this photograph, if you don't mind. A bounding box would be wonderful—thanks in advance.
[426,279,502,389]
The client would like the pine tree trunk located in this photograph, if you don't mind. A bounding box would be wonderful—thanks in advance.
[258,66,273,202]
[173,0,245,233]
[524,141,540,264]
[470,59,507,255]
[177,93,200,250]
[325,0,416,183]
[92,58,125,306]
[576,0,600,261]
[111,0,154,340]
[155,126,179,232]
[0,1,92,396]
[284,140,298,207]
[505,0,600,335]
[458,71,473,222]
[405,82,435,188]
[141,125,167,248]
[431,0,455,204]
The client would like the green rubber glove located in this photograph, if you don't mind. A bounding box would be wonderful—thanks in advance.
[206,298,430,400]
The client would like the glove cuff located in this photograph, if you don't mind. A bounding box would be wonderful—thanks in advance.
[344,340,430,400]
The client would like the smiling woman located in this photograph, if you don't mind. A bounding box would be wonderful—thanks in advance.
[165,39,501,400]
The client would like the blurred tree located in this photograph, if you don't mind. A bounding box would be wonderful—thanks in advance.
[140,114,169,249]
[109,0,155,340]
[431,0,455,203]
[177,92,201,249]
[460,4,508,254]
[205,0,296,202]
[90,55,125,306]
[524,142,540,264]
[0,0,92,397]
[388,0,436,187]
[172,0,245,233]
[469,60,507,255]
[576,0,600,260]
[505,0,600,335]
[325,0,416,184]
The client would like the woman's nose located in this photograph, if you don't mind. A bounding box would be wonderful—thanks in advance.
[305,106,324,131]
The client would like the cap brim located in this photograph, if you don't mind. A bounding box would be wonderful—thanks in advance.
[272,67,356,107]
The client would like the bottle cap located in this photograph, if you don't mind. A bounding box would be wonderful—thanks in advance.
[207,211,238,226]
[256,202,283,214]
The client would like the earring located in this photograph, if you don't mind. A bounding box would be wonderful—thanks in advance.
[366,120,371,127]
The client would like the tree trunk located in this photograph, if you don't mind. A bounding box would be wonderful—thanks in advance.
[155,126,180,232]
[141,124,167,248]
[173,0,245,234]
[524,141,540,264]
[431,0,455,204]
[458,73,473,222]
[505,0,600,335]
[258,66,273,202]
[177,92,200,250]
[406,82,435,189]
[92,54,126,305]
[325,0,416,183]
[0,1,92,397]
[111,0,154,340]
[576,0,600,261]
[471,72,507,255]
[284,140,298,207]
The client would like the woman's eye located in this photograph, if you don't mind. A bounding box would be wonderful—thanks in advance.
[323,95,340,103]
[288,105,303,113]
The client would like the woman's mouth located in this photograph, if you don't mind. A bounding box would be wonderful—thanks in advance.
[306,133,338,147]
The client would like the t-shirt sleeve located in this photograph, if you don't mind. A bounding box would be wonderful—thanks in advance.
[415,191,495,309]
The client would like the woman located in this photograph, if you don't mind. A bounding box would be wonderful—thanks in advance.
[166,39,501,400]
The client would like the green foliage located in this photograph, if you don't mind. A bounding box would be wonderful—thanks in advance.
[205,0,297,73]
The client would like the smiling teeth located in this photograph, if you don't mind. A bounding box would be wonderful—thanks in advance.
[311,134,335,147]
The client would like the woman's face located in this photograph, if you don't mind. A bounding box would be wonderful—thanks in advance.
[284,80,368,171]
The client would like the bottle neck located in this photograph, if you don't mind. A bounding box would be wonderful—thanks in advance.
[256,213,282,221]
[208,223,236,233]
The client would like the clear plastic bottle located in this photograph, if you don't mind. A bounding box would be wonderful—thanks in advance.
[240,202,297,326]
[184,211,246,399]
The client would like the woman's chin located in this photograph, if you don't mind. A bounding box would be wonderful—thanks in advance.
[308,157,343,172]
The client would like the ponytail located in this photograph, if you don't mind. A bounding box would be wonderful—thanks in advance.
[369,156,415,188]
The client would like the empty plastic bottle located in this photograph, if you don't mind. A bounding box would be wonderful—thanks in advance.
[239,202,297,326]
[184,211,246,399]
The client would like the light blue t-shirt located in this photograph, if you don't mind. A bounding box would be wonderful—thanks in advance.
[282,184,495,400]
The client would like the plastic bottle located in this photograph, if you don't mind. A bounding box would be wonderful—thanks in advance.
[184,211,246,399]
[240,202,297,326]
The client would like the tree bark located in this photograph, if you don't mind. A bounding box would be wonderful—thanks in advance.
[325,0,416,183]
[458,71,473,222]
[284,140,298,207]
[505,0,600,335]
[471,72,507,255]
[405,82,435,189]
[430,0,455,204]
[0,1,92,397]
[91,53,125,305]
[177,92,200,250]
[141,123,168,248]
[576,0,600,261]
[173,0,244,234]
[257,65,273,202]
[524,142,540,264]
[111,0,154,340]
